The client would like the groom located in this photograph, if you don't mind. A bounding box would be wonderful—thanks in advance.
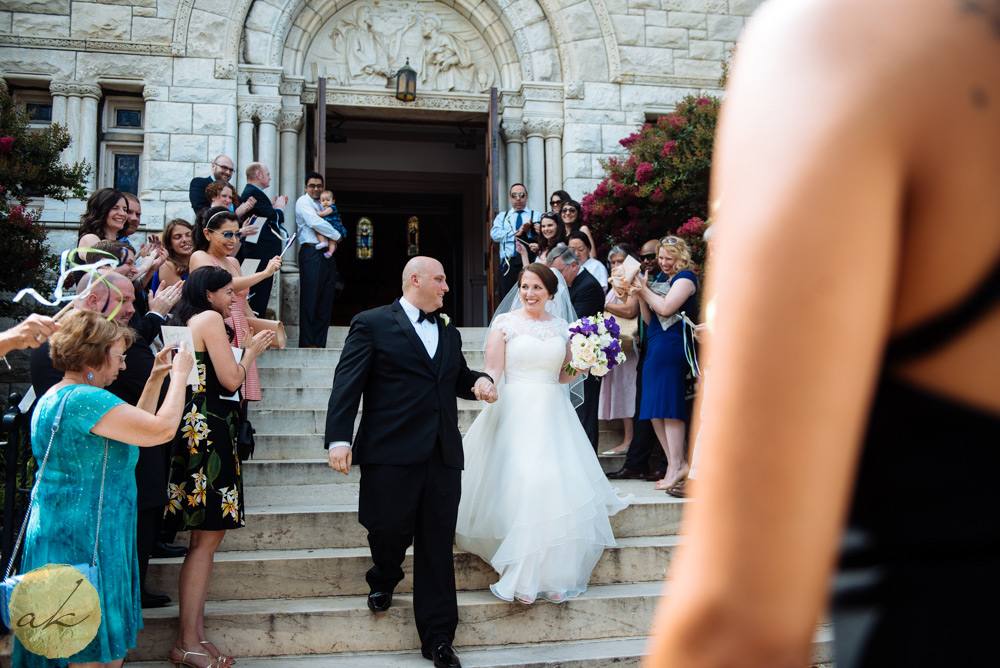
[325,256,496,668]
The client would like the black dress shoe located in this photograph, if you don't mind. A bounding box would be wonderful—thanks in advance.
[151,541,188,558]
[607,467,647,480]
[367,590,392,612]
[644,471,667,481]
[423,641,461,668]
[141,591,170,608]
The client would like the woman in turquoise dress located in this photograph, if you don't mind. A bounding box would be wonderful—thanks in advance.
[635,237,699,493]
[13,308,193,668]
[163,267,273,668]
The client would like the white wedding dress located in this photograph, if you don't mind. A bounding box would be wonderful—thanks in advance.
[455,312,632,604]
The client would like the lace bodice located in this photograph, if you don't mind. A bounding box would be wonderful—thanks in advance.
[494,313,569,384]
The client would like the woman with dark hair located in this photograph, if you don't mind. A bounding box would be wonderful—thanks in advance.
[157,219,195,289]
[549,189,572,215]
[526,212,567,263]
[164,266,273,668]
[456,262,631,605]
[78,187,129,249]
[13,309,193,668]
[189,207,281,402]
[560,199,598,259]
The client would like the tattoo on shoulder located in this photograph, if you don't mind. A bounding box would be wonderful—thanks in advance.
[958,0,1000,36]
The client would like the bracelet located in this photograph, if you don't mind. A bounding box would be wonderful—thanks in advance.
[237,362,247,379]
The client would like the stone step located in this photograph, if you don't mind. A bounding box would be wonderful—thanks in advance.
[171,481,682,552]
[281,325,490,350]
[242,453,631,487]
[258,342,488,368]
[146,535,678,602]
[128,631,833,668]
[248,428,628,461]
[132,582,662,660]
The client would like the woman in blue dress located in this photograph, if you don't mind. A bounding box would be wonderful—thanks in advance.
[635,236,698,493]
[13,308,193,668]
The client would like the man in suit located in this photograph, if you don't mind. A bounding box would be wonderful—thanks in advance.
[325,257,496,668]
[548,243,605,450]
[489,183,542,296]
[240,161,289,317]
[608,238,669,481]
[189,155,235,216]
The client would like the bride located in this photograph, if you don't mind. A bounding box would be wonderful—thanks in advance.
[456,262,632,604]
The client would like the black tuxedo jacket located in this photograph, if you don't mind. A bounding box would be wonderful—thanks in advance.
[568,269,605,320]
[324,300,485,470]
[189,175,213,216]
[239,184,284,255]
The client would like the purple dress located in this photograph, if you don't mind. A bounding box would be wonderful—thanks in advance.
[598,289,638,420]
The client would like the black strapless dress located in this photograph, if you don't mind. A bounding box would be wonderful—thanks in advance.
[832,257,1000,667]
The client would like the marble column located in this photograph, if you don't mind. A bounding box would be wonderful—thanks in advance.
[278,108,303,270]
[224,104,238,165]
[500,121,524,196]
[256,104,280,198]
[48,81,71,164]
[236,103,256,189]
[140,85,162,198]
[523,118,546,213]
[77,84,102,190]
[542,119,564,200]
[63,94,82,165]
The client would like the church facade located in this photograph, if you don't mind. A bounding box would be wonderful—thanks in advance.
[1,0,761,325]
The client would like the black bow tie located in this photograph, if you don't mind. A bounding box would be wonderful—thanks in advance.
[417,310,436,324]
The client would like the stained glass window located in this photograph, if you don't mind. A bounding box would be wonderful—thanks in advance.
[114,154,140,195]
[357,217,373,260]
[407,216,419,256]
[115,109,142,128]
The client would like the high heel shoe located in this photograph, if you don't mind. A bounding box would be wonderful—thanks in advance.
[169,645,222,668]
[200,640,235,666]
[655,462,690,491]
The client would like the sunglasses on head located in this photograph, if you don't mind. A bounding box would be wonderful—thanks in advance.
[210,230,238,240]
[660,236,680,245]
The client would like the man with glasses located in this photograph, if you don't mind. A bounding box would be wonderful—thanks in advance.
[189,155,236,216]
[490,183,542,295]
[295,172,343,348]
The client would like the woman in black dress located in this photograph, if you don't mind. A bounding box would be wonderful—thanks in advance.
[164,267,273,668]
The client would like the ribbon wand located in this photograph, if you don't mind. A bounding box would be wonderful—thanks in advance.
[278,234,297,259]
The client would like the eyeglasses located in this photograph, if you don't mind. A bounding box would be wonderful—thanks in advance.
[114,354,127,364]
[640,253,657,262]
[510,192,527,199]
[210,230,238,240]
[660,236,680,245]
[212,163,234,173]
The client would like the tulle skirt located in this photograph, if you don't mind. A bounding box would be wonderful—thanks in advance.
[456,380,632,603]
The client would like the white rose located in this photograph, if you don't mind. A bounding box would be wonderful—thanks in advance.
[591,364,609,376]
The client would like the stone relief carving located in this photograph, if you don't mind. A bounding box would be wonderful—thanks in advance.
[500,121,526,143]
[564,81,584,100]
[47,82,103,99]
[279,110,304,132]
[256,103,282,124]
[215,59,238,80]
[237,103,258,122]
[142,86,163,101]
[305,1,496,94]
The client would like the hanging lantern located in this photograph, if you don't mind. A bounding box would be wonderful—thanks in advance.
[395,58,417,102]
[407,217,419,256]
[356,217,374,260]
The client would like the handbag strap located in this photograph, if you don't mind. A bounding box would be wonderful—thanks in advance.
[5,388,108,578]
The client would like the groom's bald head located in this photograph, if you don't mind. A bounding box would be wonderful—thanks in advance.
[402,256,448,312]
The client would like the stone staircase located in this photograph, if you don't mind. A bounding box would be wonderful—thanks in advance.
[128,326,833,667]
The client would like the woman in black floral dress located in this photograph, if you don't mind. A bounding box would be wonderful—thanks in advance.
[164,267,273,668]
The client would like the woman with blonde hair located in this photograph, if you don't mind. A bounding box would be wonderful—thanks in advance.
[12,309,193,668]
[633,236,698,492]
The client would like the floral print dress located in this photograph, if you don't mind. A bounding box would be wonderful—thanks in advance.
[163,351,244,532]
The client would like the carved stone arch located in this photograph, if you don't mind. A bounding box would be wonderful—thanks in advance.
[171,0,196,56]
[587,0,623,83]
[534,0,572,83]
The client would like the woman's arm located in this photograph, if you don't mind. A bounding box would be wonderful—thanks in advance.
[603,294,639,319]
[78,233,101,249]
[482,327,506,387]
[557,340,575,384]
[645,3,905,666]
[228,256,282,293]
[157,261,182,288]
[637,274,696,318]
[135,345,175,413]
[193,311,272,392]
[92,346,194,445]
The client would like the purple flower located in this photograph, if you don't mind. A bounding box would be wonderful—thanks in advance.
[603,316,620,337]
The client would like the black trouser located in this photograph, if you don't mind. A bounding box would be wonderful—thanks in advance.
[576,374,601,451]
[136,506,161,593]
[298,244,337,347]
[359,444,461,653]
[498,255,523,297]
[623,342,666,475]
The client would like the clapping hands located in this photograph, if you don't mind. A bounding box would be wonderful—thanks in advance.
[473,377,498,403]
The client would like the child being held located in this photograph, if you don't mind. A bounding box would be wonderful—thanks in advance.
[315,190,348,259]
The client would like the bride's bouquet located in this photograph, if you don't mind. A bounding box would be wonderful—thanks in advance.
[565,313,627,377]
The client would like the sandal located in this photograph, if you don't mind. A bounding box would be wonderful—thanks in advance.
[169,645,222,668]
[201,640,235,666]
[665,480,687,498]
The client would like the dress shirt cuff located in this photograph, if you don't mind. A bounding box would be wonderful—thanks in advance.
[328,441,352,450]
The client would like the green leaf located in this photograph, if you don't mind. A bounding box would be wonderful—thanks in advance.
[206,451,222,484]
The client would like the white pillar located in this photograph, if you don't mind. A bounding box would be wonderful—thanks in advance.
[279,108,303,269]
[524,118,546,213]
[501,120,524,195]
[49,82,70,165]
[140,85,162,198]
[225,104,238,164]
[256,103,280,198]
[77,84,102,191]
[64,94,82,165]
[543,120,564,200]
[236,103,256,189]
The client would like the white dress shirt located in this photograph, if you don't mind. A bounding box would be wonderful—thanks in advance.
[327,297,438,451]
[582,258,609,287]
[295,194,343,244]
